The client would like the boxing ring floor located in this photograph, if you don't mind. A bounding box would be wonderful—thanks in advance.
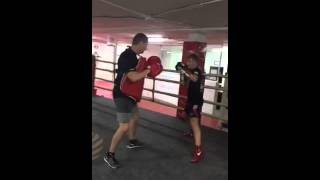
[92,96,228,180]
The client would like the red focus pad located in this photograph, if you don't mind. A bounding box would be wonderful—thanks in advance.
[120,57,147,102]
[147,56,163,78]
[120,76,144,102]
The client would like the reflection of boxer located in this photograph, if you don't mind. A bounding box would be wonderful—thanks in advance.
[181,54,204,163]
[104,33,150,169]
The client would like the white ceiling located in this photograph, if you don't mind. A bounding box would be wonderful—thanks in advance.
[92,0,228,44]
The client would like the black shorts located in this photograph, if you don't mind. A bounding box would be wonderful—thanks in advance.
[113,97,138,123]
[185,103,202,118]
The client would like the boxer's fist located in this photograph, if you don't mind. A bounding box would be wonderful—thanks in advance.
[175,62,192,77]
[146,56,163,78]
[175,62,185,71]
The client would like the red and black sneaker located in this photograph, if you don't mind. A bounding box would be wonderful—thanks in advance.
[191,146,203,163]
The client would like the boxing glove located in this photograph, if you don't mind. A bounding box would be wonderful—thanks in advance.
[175,62,192,77]
[146,56,163,78]
[175,62,185,71]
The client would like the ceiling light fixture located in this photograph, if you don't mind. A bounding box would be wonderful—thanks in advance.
[148,37,168,43]
[147,34,163,38]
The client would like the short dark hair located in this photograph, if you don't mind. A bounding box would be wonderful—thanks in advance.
[188,54,199,63]
[132,33,148,45]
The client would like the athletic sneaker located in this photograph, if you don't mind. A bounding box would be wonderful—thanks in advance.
[126,139,144,149]
[104,152,120,169]
[191,146,203,163]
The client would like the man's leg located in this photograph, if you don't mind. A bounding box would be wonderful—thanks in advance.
[109,123,129,153]
[104,98,131,169]
[190,117,201,147]
[190,116,203,163]
[105,121,130,168]
[186,105,203,163]
[128,110,139,140]
[184,115,201,137]
[127,108,144,148]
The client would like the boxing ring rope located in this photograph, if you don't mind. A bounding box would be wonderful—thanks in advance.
[95,66,228,93]
[93,59,228,122]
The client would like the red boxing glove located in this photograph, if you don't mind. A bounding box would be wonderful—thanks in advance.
[146,56,163,78]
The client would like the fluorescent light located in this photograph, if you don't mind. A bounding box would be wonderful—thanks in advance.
[149,37,168,43]
[147,34,163,38]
